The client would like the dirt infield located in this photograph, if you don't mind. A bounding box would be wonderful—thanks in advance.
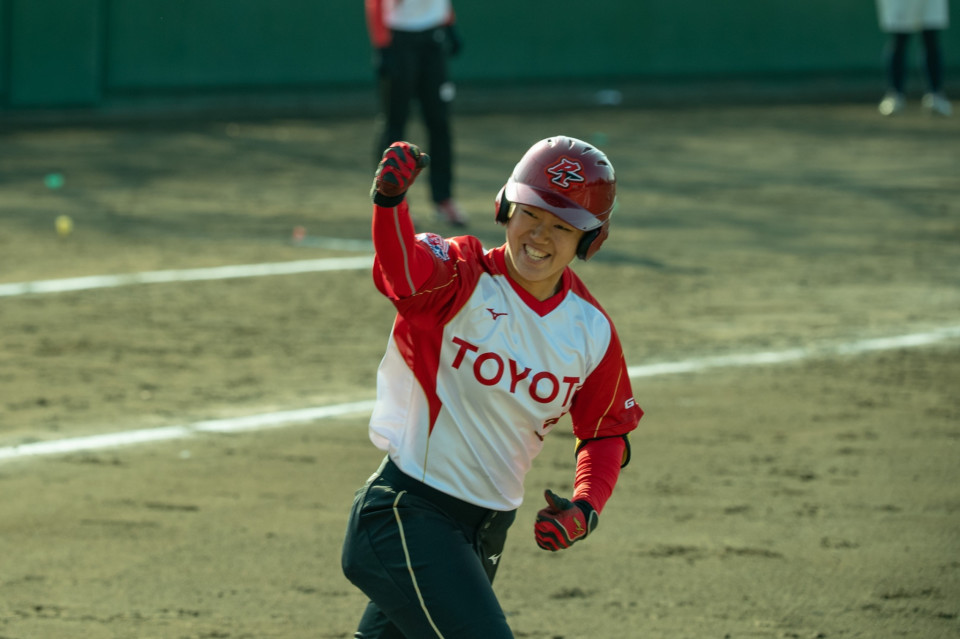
[1,100,958,638]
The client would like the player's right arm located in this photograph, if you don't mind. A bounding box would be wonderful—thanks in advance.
[370,142,435,298]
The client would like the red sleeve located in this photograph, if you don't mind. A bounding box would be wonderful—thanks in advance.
[371,201,437,298]
[569,331,643,441]
[572,436,627,513]
[365,0,392,48]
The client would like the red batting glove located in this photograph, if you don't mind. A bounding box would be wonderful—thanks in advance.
[534,489,598,552]
[371,141,430,207]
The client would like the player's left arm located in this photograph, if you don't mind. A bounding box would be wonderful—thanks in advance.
[534,330,642,552]
[533,435,628,551]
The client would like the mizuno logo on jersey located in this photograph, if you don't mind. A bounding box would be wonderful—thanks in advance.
[486,308,508,320]
[451,336,581,406]
[416,232,451,261]
[546,156,586,190]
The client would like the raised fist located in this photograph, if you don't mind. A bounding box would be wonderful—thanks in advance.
[371,141,430,206]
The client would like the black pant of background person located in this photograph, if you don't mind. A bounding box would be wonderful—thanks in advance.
[375,27,455,210]
[885,29,945,95]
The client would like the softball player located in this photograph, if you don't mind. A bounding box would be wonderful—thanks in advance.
[341,137,643,638]
[365,0,468,226]
[876,0,953,115]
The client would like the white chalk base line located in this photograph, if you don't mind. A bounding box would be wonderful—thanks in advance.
[627,326,960,377]
[0,256,374,297]
[1,326,958,463]
[0,401,377,462]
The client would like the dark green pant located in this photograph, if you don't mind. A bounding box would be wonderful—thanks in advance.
[341,457,516,638]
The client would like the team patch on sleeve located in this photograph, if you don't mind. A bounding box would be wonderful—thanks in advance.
[416,233,451,262]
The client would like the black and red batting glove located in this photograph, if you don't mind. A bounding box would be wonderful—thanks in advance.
[534,489,598,552]
[371,141,430,207]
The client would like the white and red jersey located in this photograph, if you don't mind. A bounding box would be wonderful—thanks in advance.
[876,0,949,32]
[368,201,642,511]
[365,0,455,48]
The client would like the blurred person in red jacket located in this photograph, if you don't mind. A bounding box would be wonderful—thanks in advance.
[365,0,469,226]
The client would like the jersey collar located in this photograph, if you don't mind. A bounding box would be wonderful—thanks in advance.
[491,245,571,316]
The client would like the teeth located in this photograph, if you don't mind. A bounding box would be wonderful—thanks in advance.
[525,245,548,260]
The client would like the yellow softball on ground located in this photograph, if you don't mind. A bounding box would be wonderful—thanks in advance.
[55,215,73,237]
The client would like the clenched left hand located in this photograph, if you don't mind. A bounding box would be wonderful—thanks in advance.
[534,489,598,551]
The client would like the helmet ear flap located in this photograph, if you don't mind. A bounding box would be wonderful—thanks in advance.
[495,186,511,224]
[577,223,609,261]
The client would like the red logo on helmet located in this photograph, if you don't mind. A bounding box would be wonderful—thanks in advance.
[545,157,585,190]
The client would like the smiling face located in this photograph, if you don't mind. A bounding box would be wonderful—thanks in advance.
[503,204,584,301]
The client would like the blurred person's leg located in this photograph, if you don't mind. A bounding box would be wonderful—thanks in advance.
[920,29,953,115]
[879,33,910,115]
[886,32,910,95]
[374,32,418,166]
[417,28,467,226]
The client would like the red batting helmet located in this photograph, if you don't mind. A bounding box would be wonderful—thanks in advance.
[495,136,616,260]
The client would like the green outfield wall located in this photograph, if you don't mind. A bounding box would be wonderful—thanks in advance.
[1,0,958,111]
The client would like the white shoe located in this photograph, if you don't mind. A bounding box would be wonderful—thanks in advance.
[878,92,905,116]
[435,199,468,227]
[921,92,953,116]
